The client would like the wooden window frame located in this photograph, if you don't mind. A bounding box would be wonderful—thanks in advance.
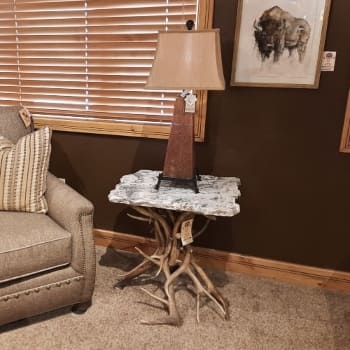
[33,0,214,141]
[340,89,350,153]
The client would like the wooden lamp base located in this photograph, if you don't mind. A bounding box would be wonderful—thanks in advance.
[155,96,200,193]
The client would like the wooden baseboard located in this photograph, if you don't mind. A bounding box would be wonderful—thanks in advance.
[94,228,350,294]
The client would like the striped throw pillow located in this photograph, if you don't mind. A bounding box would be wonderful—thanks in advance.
[0,127,52,213]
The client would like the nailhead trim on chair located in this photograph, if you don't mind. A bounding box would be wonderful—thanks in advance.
[77,212,96,302]
[0,276,84,302]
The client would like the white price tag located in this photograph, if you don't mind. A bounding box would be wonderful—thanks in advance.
[180,219,194,246]
[19,108,32,128]
[184,94,197,113]
[321,51,336,72]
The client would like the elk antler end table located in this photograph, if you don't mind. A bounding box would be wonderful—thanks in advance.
[108,170,240,326]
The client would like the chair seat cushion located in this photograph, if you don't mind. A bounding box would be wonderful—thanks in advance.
[0,212,72,283]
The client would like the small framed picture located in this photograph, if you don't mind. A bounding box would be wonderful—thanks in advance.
[230,0,332,88]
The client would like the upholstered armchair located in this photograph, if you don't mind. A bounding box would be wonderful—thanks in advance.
[0,107,96,326]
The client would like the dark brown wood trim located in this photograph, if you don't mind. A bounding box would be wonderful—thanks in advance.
[94,228,350,294]
[340,89,350,153]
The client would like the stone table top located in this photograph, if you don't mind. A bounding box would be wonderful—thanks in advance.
[108,170,241,217]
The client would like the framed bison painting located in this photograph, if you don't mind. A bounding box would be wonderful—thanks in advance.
[230,0,332,88]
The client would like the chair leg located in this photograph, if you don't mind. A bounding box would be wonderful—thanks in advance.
[72,300,92,314]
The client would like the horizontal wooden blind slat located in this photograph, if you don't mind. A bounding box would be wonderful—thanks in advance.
[0,67,19,72]
[30,109,174,122]
[87,6,195,18]
[31,107,173,118]
[14,5,195,17]
[28,97,176,108]
[21,86,177,98]
[20,92,176,104]
[13,34,160,43]
[16,43,156,50]
[0,79,19,86]
[0,85,19,92]
[19,80,159,91]
[17,51,155,59]
[16,25,186,35]
[15,35,86,43]
[15,19,193,31]
[15,1,85,12]
[0,59,19,65]
[15,0,195,7]
[0,92,19,98]
[0,21,17,27]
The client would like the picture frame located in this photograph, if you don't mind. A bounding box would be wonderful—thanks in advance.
[339,90,350,153]
[230,0,332,88]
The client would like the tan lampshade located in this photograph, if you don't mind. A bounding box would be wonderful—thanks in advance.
[145,29,225,90]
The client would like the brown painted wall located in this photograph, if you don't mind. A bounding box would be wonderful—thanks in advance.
[50,0,350,271]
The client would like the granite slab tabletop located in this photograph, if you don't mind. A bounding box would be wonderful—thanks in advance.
[108,170,241,217]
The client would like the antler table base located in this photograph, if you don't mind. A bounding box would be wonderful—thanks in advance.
[114,206,228,326]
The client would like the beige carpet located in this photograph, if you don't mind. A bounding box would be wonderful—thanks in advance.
[1,246,350,350]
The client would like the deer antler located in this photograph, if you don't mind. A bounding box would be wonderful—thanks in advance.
[115,206,228,326]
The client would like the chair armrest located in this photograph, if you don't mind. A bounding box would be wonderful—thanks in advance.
[45,172,96,301]
[46,173,94,232]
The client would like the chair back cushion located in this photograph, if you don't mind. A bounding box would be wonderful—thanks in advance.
[0,127,52,213]
[0,106,32,143]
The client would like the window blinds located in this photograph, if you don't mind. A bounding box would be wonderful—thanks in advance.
[0,0,198,125]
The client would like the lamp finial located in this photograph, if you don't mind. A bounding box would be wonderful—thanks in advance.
[186,20,194,30]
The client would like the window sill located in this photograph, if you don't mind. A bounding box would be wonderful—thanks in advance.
[34,91,207,142]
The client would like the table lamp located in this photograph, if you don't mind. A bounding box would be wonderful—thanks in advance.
[145,21,225,193]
